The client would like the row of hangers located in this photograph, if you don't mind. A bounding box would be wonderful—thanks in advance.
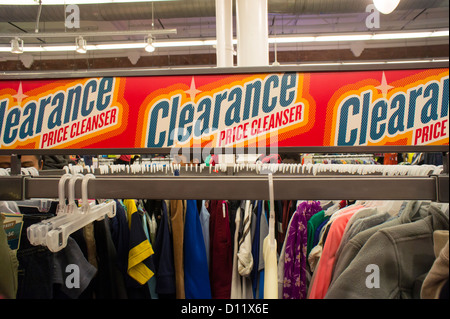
[1,162,440,178]
[0,167,39,176]
[62,162,442,176]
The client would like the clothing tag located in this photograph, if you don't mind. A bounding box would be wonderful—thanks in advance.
[222,203,226,218]
[277,221,283,233]
[1,213,24,250]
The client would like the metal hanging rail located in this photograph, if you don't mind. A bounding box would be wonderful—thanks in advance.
[1,173,447,203]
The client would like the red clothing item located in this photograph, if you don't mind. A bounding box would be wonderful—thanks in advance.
[308,205,364,299]
[209,200,233,299]
[383,153,398,165]
[119,155,131,162]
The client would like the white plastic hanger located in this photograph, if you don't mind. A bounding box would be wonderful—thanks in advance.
[45,174,116,253]
[27,173,75,246]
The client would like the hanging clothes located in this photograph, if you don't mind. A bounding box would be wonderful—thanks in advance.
[153,200,176,298]
[199,200,211,269]
[283,201,322,299]
[333,206,381,266]
[329,201,425,288]
[183,199,212,299]
[278,200,296,253]
[237,201,254,279]
[421,231,449,299]
[209,200,233,299]
[123,199,155,286]
[142,200,163,244]
[277,210,296,298]
[306,210,329,257]
[109,200,130,283]
[325,204,449,299]
[53,236,97,299]
[251,200,263,298]
[141,208,159,299]
[15,213,55,299]
[263,200,277,299]
[258,202,269,299]
[230,201,254,299]
[263,234,278,299]
[92,217,128,299]
[169,200,186,299]
[231,203,243,298]
[308,204,364,299]
[0,215,18,299]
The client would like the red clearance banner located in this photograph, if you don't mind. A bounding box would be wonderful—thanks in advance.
[0,68,448,150]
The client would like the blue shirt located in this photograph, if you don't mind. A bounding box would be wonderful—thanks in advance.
[183,200,212,299]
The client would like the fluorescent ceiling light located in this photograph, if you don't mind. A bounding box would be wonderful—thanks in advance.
[373,0,401,14]
[0,30,447,54]
[432,30,450,37]
[95,43,146,50]
[153,40,206,47]
[0,29,177,39]
[42,45,77,52]
[2,0,175,5]
[315,34,373,42]
[269,30,447,43]
[371,32,432,40]
[269,37,315,43]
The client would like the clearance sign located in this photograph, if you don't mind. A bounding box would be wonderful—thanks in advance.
[0,68,448,150]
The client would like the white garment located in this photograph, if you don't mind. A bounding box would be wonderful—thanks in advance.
[231,202,254,299]
[263,198,278,299]
[237,200,254,276]
[230,206,242,298]
[263,235,278,299]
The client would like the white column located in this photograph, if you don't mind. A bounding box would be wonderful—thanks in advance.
[236,0,269,67]
[215,0,234,67]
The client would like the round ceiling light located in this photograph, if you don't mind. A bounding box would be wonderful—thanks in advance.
[373,0,400,14]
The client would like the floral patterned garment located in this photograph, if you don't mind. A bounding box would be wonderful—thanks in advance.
[282,201,322,299]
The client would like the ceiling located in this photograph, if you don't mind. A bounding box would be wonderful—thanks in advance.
[0,0,448,70]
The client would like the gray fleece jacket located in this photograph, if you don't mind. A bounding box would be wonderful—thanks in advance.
[325,203,449,299]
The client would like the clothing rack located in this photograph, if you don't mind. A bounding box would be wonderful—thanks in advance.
[301,153,376,164]
[303,153,374,159]
[1,147,448,203]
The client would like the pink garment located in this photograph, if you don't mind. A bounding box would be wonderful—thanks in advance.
[308,205,364,299]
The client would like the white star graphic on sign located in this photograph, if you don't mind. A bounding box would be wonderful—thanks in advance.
[185,77,201,102]
[12,82,28,106]
[375,72,394,98]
